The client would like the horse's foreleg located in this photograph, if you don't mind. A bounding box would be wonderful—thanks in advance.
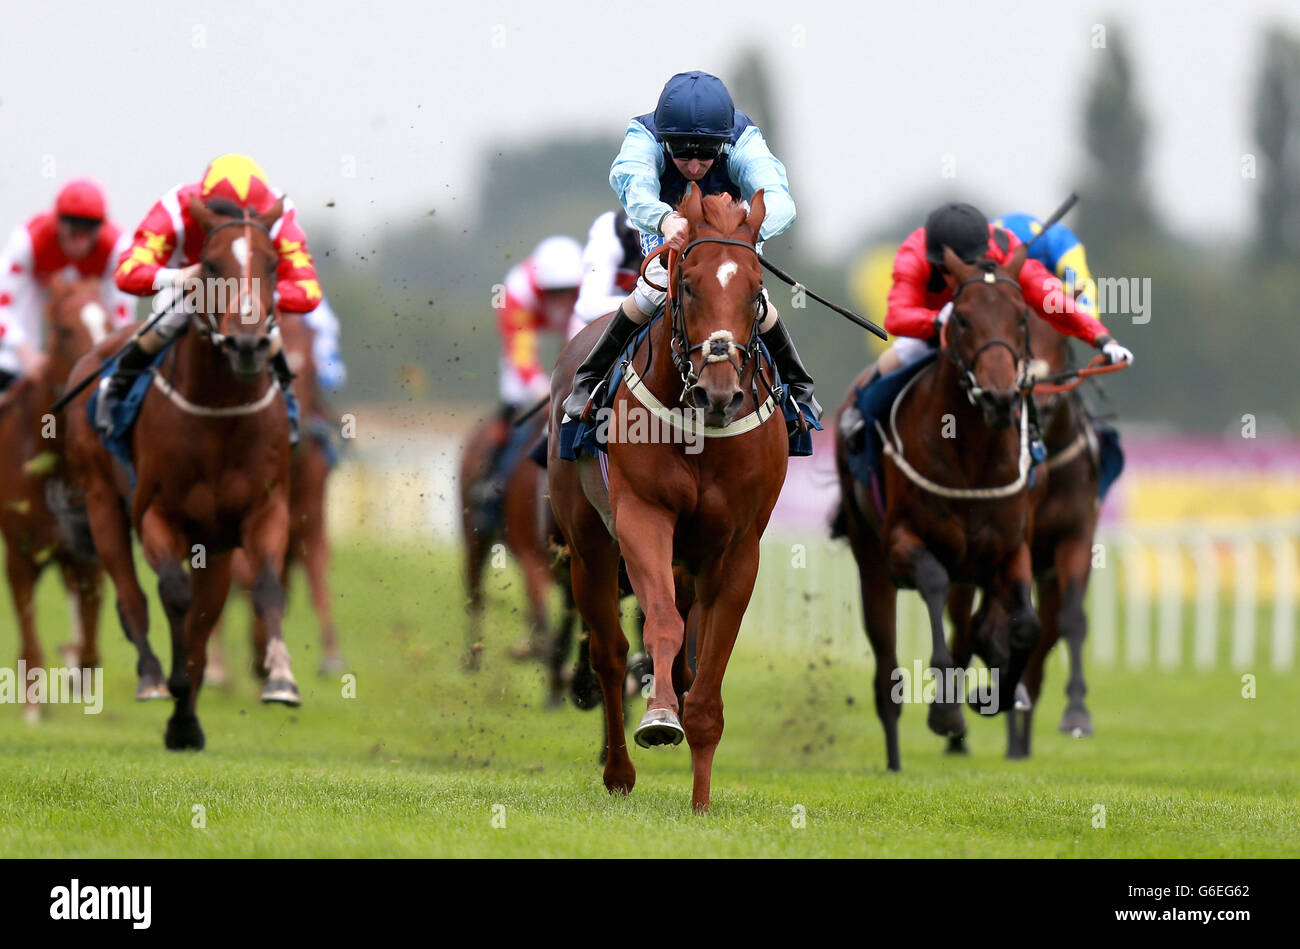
[944,585,977,755]
[168,551,233,752]
[6,550,43,722]
[1008,576,1056,759]
[682,536,760,813]
[894,533,965,741]
[85,482,167,699]
[615,499,685,747]
[60,560,104,670]
[1055,537,1094,738]
[998,543,1042,715]
[140,509,198,749]
[243,500,297,706]
[570,540,634,794]
[301,532,342,676]
[462,527,489,671]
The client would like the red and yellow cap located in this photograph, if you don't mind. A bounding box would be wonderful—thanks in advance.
[199,153,274,211]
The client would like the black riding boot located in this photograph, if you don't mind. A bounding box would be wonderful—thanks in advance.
[96,339,154,435]
[270,350,301,447]
[759,320,822,422]
[562,308,641,420]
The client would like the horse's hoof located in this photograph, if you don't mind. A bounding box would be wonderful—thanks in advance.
[1014,683,1032,712]
[507,639,544,662]
[633,708,685,748]
[22,704,41,725]
[260,679,302,706]
[570,669,602,711]
[205,666,229,689]
[945,735,968,755]
[926,703,966,739]
[164,715,205,751]
[1006,745,1030,760]
[136,681,172,701]
[318,656,347,677]
[461,643,483,672]
[602,764,636,795]
[1059,705,1093,737]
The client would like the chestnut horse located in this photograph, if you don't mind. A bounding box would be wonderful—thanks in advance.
[549,188,788,811]
[63,197,298,750]
[832,246,1044,772]
[0,278,109,718]
[211,310,343,684]
[948,311,1100,757]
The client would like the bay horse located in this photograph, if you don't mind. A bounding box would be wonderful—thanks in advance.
[0,277,109,718]
[210,310,343,684]
[548,187,788,811]
[947,310,1100,757]
[832,245,1045,772]
[63,197,299,750]
[458,409,554,671]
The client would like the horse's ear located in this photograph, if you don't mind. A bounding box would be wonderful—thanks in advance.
[1002,243,1028,281]
[940,245,970,289]
[679,181,703,225]
[746,189,766,240]
[256,197,285,231]
[189,196,218,234]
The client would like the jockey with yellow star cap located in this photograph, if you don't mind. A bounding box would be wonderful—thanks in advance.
[102,153,323,444]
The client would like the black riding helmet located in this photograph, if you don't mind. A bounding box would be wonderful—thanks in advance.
[924,202,990,267]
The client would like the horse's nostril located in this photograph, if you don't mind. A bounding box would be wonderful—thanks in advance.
[727,390,745,413]
[688,386,710,409]
[256,338,270,351]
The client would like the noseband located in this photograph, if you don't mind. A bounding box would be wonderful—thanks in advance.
[648,237,768,401]
[944,268,1033,408]
[194,214,276,345]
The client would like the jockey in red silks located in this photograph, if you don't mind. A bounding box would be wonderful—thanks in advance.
[876,201,1133,377]
[101,153,322,445]
[0,178,136,392]
[472,235,584,514]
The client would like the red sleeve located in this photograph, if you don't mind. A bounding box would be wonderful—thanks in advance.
[114,198,178,295]
[884,229,940,339]
[1016,256,1108,345]
[272,209,322,313]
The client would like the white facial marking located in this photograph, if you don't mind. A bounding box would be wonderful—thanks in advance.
[79,303,108,344]
[231,236,249,267]
[716,260,739,288]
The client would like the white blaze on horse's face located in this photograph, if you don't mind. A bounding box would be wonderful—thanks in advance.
[230,236,249,268]
[715,260,739,289]
[79,302,108,345]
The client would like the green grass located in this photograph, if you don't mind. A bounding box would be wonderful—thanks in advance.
[0,540,1295,858]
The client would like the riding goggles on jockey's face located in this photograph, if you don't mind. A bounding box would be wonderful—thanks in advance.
[663,137,725,161]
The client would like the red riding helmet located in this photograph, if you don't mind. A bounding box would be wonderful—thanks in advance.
[55,178,107,222]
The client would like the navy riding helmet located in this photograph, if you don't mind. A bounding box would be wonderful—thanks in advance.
[654,71,736,143]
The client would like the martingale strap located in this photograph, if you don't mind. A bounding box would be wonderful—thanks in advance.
[622,364,777,438]
[151,373,279,417]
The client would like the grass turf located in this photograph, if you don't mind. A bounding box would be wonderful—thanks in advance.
[0,540,1295,858]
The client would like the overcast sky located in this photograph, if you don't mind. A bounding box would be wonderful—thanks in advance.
[1,0,1295,255]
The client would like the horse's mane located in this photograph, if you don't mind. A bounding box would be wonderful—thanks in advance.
[694,193,750,236]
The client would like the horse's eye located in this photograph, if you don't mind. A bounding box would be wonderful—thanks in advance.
[681,281,694,298]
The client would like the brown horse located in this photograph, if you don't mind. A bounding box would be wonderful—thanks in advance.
[458,409,555,671]
[208,311,343,685]
[548,188,788,811]
[948,311,1100,758]
[832,246,1045,772]
[0,278,109,718]
[63,197,298,750]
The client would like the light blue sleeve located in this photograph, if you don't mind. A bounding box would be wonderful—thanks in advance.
[728,126,796,241]
[609,121,672,237]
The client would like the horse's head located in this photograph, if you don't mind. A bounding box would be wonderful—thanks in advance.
[188,195,284,378]
[940,244,1030,429]
[44,276,110,384]
[671,186,767,427]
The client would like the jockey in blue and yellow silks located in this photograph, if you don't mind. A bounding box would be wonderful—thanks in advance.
[995,212,1098,316]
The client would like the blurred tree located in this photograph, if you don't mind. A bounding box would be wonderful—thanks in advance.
[1076,26,1155,251]
[1252,27,1300,260]
[730,47,782,158]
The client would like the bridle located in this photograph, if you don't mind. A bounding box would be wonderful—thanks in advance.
[641,236,776,405]
[194,214,276,346]
[943,267,1033,411]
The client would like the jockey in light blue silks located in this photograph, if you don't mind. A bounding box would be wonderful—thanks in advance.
[561,70,820,428]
